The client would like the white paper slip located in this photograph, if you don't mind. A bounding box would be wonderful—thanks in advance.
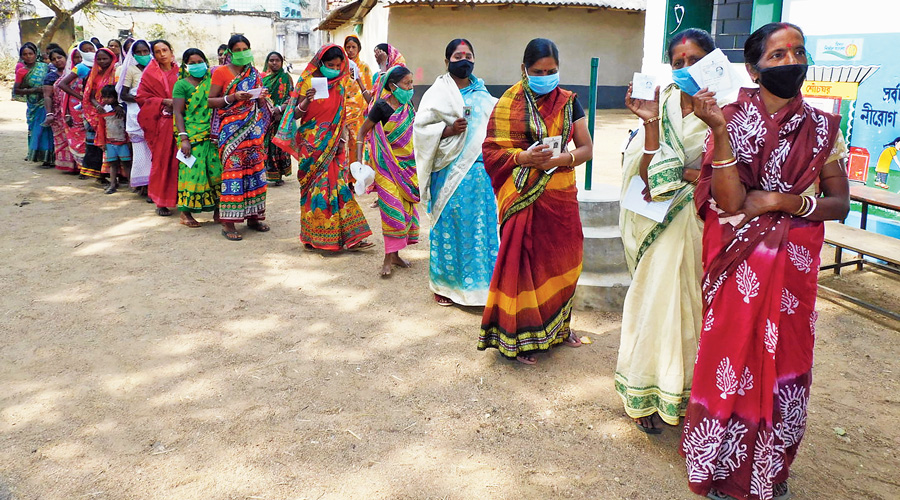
[688,48,738,96]
[621,176,674,223]
[103,104,114,112]
[176,149,196,168]
[631,72,657,101]
[311,77,329,100]
[246,87,264,99]
[542,135,563,158]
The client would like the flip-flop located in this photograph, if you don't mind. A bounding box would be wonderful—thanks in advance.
[156,207,172,217]
[346,240,375,252]
[706,490,736,500]
[563,330,582,347]
[773,483,791,500]
[221,229,243,241]
[180,219,202,228]
[634,420,663,435]
[434,294,453,306]
[104,186,117,195]
[516,355,536,365]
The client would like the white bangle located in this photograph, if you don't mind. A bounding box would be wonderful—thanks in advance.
[711,159,737,169]
[224,94,231,105]
[642,147,661,155]
[801,195,817,217]
[178,132,188,137]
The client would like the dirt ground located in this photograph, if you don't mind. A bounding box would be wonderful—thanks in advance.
[0,90,898,500]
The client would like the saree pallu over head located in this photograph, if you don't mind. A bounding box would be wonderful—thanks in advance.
[137,58,180,208]
[477,77,583,359]
[262,67,293,108]
[83,48,118,146]
[344,36,373,119]
[273,43,348,171]
[680,88,841,500]
[215,63,272,221]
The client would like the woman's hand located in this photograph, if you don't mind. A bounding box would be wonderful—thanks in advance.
[691,88,726,131]
[234,91,252,101]
[65,114,74,127]
[444,118,467,138]
[624,83,660,121]
[682,169,700,185]
[733,190,780,228]
[180,138,192,157]
[521,145,554,170]
[304,88,316,101]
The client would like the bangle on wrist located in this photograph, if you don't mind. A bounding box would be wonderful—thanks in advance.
[643,116,661,126]
[224,94,231,105]
[642,147,661,155]
[711,157,737,169]
[568,151,576,166]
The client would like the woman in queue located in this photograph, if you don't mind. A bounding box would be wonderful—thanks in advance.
[414,38,499,307]
[14,42,54,167]
[274,44,373,252]
[615,28,714,434]
[477,38,593,365]
[42,47,74,172]
[681,22,849,500]
[209,34,272,241]
[118,39,154,192]
[261,51,294,185]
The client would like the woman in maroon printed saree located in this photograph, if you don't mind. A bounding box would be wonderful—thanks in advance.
[681,23,849,500]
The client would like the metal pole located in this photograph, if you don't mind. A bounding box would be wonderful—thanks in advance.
[585,57,599,191]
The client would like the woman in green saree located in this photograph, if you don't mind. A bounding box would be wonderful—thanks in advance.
[173,48,223,228]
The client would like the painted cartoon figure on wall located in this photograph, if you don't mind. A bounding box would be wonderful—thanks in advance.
[874,136,900,189]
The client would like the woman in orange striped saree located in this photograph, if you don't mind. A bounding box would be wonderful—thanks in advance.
[477,39,593,365]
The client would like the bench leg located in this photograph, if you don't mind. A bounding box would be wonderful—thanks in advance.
[834,245,842,275]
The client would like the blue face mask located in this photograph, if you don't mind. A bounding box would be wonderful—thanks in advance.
[527,72,559,95]
[671,67,701,96]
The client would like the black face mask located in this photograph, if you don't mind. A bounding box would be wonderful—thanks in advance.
[757,64,808,99]
[448,59,474,80]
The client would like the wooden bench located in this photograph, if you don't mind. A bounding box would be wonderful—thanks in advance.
[821,221,900,274]
[819,221,900,321]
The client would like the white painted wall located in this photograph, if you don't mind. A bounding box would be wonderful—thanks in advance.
[386,5,645,88]
[783,0,896,35]
[0,17,21,57]
[75,9,277,64]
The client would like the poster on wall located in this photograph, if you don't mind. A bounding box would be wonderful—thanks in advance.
[805,33,899,195]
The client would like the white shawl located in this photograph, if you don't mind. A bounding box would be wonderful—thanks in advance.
[414,73,494,223]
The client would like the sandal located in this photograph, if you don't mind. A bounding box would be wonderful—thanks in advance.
[773,482,791,500]
[434,294,453,307]
[156,207,172,217]
[516,354,537,365]
[346,240,375,252]
[634,415,663,435]
[221,228,242,241]
[247,220,270,232]
[706,490,737,500]
[180,218,202,228]
[563,330,582,348]
[104,185,117,195]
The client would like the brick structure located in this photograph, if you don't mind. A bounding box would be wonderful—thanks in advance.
[712,0,753,62]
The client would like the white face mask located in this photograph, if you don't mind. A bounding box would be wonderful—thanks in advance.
[79,50,95,67]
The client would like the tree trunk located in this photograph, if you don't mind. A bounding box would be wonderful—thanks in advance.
[37,11,70,51]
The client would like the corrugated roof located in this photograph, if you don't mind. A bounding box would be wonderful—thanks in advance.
[384,0,645,9]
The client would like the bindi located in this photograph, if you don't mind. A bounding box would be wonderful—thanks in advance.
[787,43,793,48]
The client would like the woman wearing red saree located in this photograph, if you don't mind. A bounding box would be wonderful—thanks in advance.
[681,23,849,500]
[209,34,272,241]
[137,39,180,216]
[41,47,75,172]
[274,44,373,252]
[476,39,593,365]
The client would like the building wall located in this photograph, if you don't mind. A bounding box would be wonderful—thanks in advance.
[783,0,896,36]
[383,5,643,107]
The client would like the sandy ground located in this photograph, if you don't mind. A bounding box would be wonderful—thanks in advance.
[0,91,898,500]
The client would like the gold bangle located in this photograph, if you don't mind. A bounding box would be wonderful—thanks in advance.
[568,152,576,166]
[712,156,737,166]
[513,151,521,165]
[643,116,661,126]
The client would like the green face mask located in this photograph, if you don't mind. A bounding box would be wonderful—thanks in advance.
[187,62,208,78]
[392,84,414,105]
[230,49,253,66]
[320,64,340,79]
[134,54,152,66]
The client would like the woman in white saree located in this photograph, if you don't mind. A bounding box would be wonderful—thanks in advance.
[616,29,717,433]
[415,39,499,306]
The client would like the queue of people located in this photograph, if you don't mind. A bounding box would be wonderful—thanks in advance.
[12,23,850,500]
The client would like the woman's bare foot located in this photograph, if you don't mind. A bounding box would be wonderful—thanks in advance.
[180,213,201,228]
[434,294,453,306]
[563,330,582,347]
[390,253,410,268]
[380,260,392,278]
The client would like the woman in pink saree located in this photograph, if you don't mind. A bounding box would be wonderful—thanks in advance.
[681,23,849,500]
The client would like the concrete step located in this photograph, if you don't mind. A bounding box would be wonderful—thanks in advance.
[574,271,631,312]
[582,225,629,274]
[578,185,621,228]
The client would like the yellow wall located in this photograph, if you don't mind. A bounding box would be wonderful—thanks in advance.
[384,5,645,88]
